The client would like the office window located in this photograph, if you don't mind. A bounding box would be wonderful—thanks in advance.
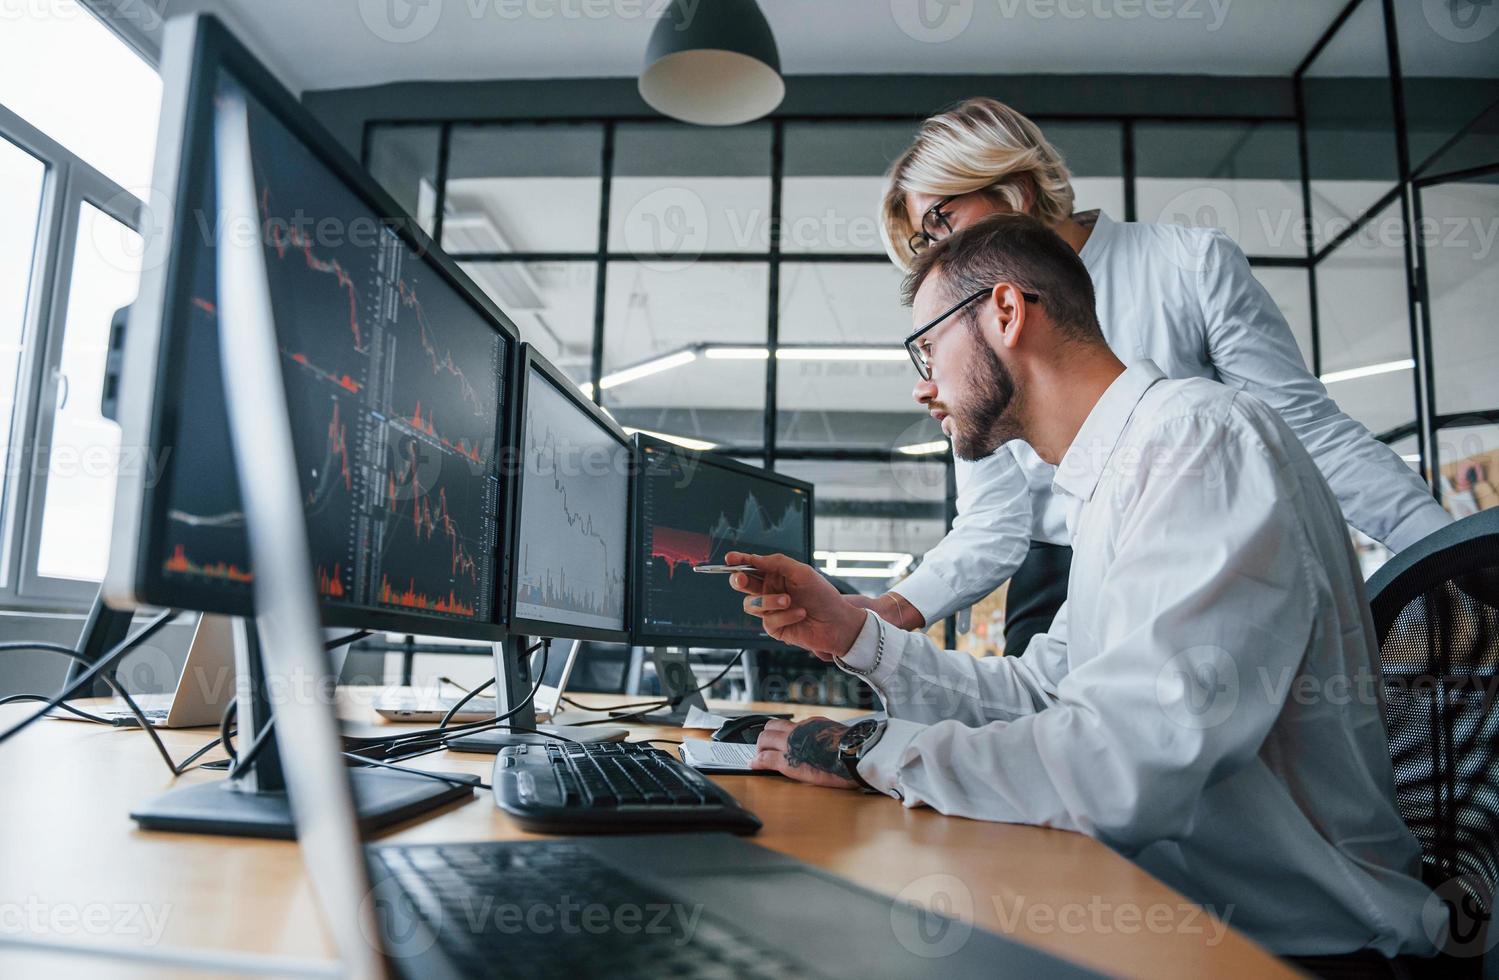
[0,139,47,530]
[369,100,1323,629]
[0,2,160,191]
[1412,100,1499,185]
[602,262,768,449]
[776,262,938,452]
[35,203,142,581]
[609,123,771,255]
[1392,0,1499,177]
[1313,197,1416,437]
[1042,122,1126,221]
[1301,0,1400,253]
[1253,266,1316,369]
[460,261,596,387]
[367,125,441,234]
[442,123,604,254]
[1135,122,1303,257]
[775,459,947,597]
[781,121,919,255]
[1420,179,1499,418]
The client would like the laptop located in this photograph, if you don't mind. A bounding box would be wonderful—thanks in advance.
[372,638,582,723]
[54,613,235,728]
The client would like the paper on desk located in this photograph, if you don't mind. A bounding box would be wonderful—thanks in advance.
[682,705,733,730]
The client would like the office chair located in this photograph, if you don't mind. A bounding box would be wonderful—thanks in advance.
[1368,508,1499,970]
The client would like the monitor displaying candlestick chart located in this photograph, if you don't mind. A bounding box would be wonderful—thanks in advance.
[632,435,813,648]
[104,40,517,640]
[509,350,632,641]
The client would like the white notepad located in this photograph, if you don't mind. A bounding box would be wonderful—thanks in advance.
[679,738,757,773]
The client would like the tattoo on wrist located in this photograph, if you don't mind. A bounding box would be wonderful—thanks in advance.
[784,720,848,777]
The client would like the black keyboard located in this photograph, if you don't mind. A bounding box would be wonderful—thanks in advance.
[370,840,810,979]
[492,740,761,834]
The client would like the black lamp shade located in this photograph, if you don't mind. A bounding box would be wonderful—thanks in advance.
[639,0,785,126]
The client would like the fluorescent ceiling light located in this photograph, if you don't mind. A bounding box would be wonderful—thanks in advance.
[624,427,718,452]
[896,440,949,456]
[578,381,595,398]
[776,347,906,361]
[815,550,912,563]
[1401,454,1421,463]
[704,346,770,360]
[598,350,697,390]
[817,550,915,581]
[1319,359,1414,385]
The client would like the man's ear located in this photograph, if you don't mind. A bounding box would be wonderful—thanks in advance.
[991,283,1026,351]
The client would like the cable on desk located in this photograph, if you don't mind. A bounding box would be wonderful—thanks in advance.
[0,640,92,656]
[558,648,749,717]
[0,693,115,725]
[438,639,545,731]
[228,718,275,778]
[573,704,665,726]
[325,630,371,651]
[0,621,224,776]
[0,641,131,724]
[328,646,555,763]
[0,608,176,751]
[219,699,238,763]
[559,694,670,713]
[341,752,489,791]
[687,648,749,700]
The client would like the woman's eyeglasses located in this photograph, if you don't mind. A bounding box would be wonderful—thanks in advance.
[907,196,957,255]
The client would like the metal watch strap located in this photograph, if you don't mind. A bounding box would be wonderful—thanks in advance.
[839,719,884,790]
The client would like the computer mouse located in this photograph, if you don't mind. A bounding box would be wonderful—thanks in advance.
[711,714,780,744]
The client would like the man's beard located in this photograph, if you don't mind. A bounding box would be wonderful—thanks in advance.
[949,330,1023,462]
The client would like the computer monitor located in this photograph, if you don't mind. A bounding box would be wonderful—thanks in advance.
[631,434,814,648]
[105,16,519,642]
[507,346,632,643]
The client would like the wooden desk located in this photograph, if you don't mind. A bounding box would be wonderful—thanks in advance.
[0,691,1295,979]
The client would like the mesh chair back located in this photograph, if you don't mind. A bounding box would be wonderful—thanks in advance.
[1367,509,1499,920]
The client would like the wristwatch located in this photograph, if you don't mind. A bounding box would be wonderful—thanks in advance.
[837,719,886,790]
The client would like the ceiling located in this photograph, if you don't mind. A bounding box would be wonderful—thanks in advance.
[105,0,1348,95]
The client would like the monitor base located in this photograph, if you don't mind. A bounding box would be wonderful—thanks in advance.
[445,724,628,753]
[131,767,478,838]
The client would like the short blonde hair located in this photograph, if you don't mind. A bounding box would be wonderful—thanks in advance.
[881,98,1076,270]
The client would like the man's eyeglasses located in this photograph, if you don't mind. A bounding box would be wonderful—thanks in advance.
[907,196,957,255]
[904,287,1041,381]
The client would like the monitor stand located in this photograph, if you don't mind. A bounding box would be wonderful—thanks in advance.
[444,635,627,754]
[130,618,477,838]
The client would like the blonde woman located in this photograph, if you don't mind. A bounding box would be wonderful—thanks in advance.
[856,97,1449,656]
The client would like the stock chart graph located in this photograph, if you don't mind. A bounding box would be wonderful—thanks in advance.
[636,445,810,642]
[157,77,504,624]
[513,364,629,633]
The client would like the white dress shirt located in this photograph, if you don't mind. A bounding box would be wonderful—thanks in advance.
[839,362,1434,957]
[896,211,1452,625]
